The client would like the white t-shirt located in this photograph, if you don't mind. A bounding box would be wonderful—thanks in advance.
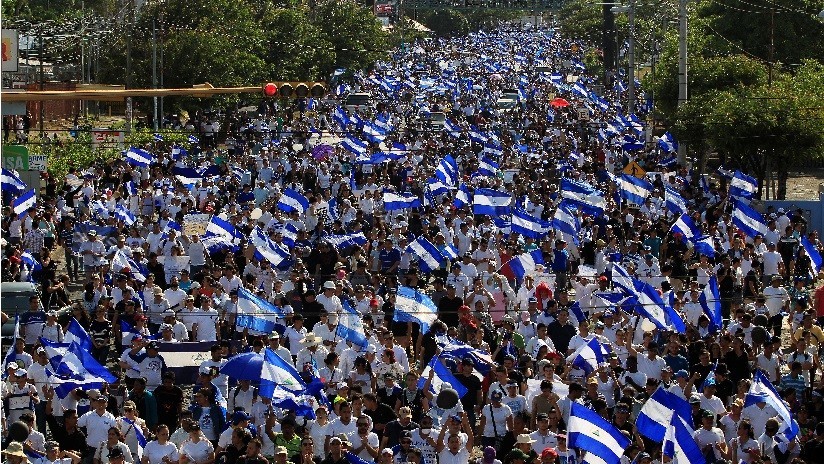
[438,447,470,464]
[143,441,179,464]
[410,428,440,464]
[481,403,512,437]
[349,432,379,461]
[693,427,726,460]
[179,439,213,464]
[193,309,219,342]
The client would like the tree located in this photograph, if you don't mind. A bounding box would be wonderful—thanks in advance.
[312,1,389,77]
[420,9,469,37]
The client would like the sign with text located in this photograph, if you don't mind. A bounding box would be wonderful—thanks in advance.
[182,213,211,236]
[91,129,125,149]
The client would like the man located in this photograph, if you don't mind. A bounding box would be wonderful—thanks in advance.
[435,413,474,464]
[267,333,292,365]
[757,417,799,463]
[20,295,46,350]
[349,416,379,461]
[362,393,396,437]
[80,230,106,281]
[38,440,83,464]
[436,284,463,328]
[146,288,171,333]
[763,275,790,337]
[326,402,357,454]
[320,436,348,464]
[137,341,167,390]
[4,368,39,424]
[154,371,184,430]
[296,333,329,374]
[199,345,229,399]
[44,389,86,454]
[529,412,559,455]
[381,407,418,449]
[77,391,117,458]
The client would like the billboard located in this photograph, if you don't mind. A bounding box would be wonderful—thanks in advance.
[2,29,18,72]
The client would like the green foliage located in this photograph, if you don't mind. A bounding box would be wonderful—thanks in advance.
[420,9,470,36]
[312,1,389,76]
[29,132,120,182]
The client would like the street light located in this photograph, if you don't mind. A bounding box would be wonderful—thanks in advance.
[612,1,635,114]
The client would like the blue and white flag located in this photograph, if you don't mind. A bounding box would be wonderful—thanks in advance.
[277,188,309,214]
[3,316,20,376]
[417,355,468,398]
[671,213,702,241]
[663,415,705,464]
[425,178,450,198]
[406,237,444,273]
[324,232,368,249]
[394,286,438,333]
[114,204,136,226]
[802,236,823,274]
[501,250,544,285]
[172,167,202,185]
[1,168,27,192]
[552,202,581,246]
[732,199,768,238]
[42,340,117,397]
[566,337,609,375]
[19,251,41,282]
[206,216,239,241]
[568,402,630,464]
[657,132,678,153]
[336,301,368,347]
[473,188,511,216]
[477,156,499,177]
[333,107,350,128]
[440,244,459,261]
[561,179,605,216]
[438,338,495,376]
[112,251,147,284]
[383,192,421,211]
[511,208,549,239]
[468,126,488,144]
[63,318,94,352]
[664,185,687,216]
[454,184,472,208]
[435,155,459,186]
[341,136,368,155]
[187,134,199,144]
[260,348,307,396]
[694,235,716,257]
[120,320,157,345]
[249,227,292,269]
[483,142,503,158]
[444,119,461,138]
[153,133,163,142]
[636,386,693,442]
[13,189,36,216]
[171,145,188,159]
[729,170,758,200]
[236,287,285,335]
[125,181,138,196]
[619,174,653,205]
[124,147,156,167]
[363,123,386,143]
[745,370,799,440]
[612,263,686,333]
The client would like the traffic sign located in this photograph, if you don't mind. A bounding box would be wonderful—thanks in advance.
[623,161,646,178]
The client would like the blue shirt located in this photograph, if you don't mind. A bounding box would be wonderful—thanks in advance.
[551,249,569,273]
[379,247,401,272]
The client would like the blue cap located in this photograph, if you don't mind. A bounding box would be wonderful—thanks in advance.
[675,370,689,379]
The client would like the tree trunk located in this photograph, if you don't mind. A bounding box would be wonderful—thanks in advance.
[776,150,788,200]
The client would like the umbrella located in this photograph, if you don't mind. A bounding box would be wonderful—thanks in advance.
[220,352,264,380]
[550,97,570,108]
[311,144,334,160]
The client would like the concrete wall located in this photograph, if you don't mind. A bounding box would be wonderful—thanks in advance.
[761,194,824,235]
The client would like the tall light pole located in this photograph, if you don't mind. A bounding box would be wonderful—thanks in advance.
[612,1,635,114]
[677,0,688,164]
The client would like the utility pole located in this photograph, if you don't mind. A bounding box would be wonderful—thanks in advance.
[125,0,134,133]
[39,33,44,135]
[627,0,636,114]
[602,3,616,86]
[152,19,158,131]
[677,0,688,164]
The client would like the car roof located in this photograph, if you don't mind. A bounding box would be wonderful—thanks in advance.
[1,282,39,293]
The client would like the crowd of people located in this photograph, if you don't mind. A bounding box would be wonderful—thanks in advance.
[3,23,824,464]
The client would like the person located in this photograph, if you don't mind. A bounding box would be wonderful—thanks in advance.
[4,367,39,424]
[479,390,513,452]
[141,425,179,464]
[381,407,418,449]
[435,412,474,464]
[235,439,266,464]
[81,392,118,459]
[179,423,216,464]
[348,416,379,461]
[155,372,185,430]
[118,401,150,462]
[3,442,29,464]
[37,441,83,464]
[190,387,227,448]
[729,419,760,464]
[93,428,133,464]
[319,436,347,464]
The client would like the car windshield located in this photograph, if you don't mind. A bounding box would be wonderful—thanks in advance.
[2,294,36,317]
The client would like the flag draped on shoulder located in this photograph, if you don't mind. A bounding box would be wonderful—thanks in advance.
[745,370,799,440]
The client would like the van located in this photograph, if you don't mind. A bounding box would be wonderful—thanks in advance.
[0,282,69,342]
[344,93,372,112]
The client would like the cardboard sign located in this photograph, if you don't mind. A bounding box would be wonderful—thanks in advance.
[183,213,211,236]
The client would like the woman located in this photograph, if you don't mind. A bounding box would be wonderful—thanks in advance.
[70,304,92,329]
[119,401,151,462]
[374,350,404,390]
[94,428,134,464]
[90,305,113,364]
[215,428,249,464]
[719,399,744,443]
[728,419,760,464]
[179,423,215,464]
[318,353,343,398]
[142,425,179,464]
[478,391,513,454]
[307,408,330,460]
[348,357,375,395]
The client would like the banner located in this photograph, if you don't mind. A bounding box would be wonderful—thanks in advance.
[183,213,211,236]
[158,256,191,282]
[2,29,18,72]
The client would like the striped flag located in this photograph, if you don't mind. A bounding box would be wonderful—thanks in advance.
[124,147,156,167]
[13,189,36,216]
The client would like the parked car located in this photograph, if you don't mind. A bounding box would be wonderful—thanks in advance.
[1,281,70,342]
